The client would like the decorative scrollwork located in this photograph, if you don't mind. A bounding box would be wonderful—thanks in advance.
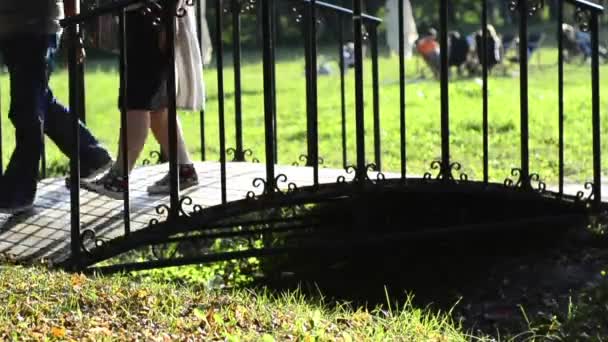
[290,5,305,23]
[508,0,544,15]
[148,204,170,226]
[80,229,106,255]
[176,0,196,17]
[575,7,592,32]
[142,151,163,166]
[576,182,595,202]
[240,0,257,13]
[528,173,546,193]
[227,148,258,162]
[504,168,523,188]
[275,174,299,194]
[288,182,299,192]
[336,165,357,184]
[292,154,324,167]
[504,169,546,192]
[422,161,468,181]
[246,177,267,199]
[178,196,193,216]
[140,0,163,26]
[365,163,386,183]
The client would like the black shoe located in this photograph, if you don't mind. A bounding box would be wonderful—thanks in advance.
[81,156,114,180]
[0,199,34,215]
[65,158,113,190]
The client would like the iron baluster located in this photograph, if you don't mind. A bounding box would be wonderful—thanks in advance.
[262,0,276,193]
[590,12,601,210]
[352,0,366,183]
[67,22,82,264]
[370,23,381,172]
[195,0,206,161]
[118,10,131,235]
[78,53,87,124]
[398,0,406,180]
[163,0,181,217]
[215,0,228,204]
[338,15,347,169]
[271,0,278,163]
[518,0,530,189]
[439,0,450,180]
[40,140,47,179]
[308,0,319,186]
[0,70,2,176]
[482,0,489,184]
[231,0,245,161]
[557,0,564,195]
[303,2,313,168]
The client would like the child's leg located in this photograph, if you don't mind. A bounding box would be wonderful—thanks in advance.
[113,110,151,175]
[149,109,192,165]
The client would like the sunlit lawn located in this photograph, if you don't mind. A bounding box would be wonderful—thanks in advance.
[1,46,607,184]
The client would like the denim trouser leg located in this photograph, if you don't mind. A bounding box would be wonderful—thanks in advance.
[43,35,111,169]
[0,35,48,203]
[45,90,111,168]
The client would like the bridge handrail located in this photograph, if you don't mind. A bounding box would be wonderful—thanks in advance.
[61,0,147,27]
[61,0,382,27]
[566,0,604,12]
[301,0,382,23]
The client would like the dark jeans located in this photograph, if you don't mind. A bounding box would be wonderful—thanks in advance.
[0,33,110,204]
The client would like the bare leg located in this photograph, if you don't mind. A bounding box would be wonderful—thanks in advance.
[114,110,151,175]
[149,108,192,165]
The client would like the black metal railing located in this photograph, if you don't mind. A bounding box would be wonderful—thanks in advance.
[0,0,601,269]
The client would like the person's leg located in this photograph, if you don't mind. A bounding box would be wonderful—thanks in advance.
[112,110,151,176]
[40,35,112,178]
[44,91,112,177]
[149,109,192,165]
[80,110,150,200]
[147,108,198,195]
[0,34,48,213]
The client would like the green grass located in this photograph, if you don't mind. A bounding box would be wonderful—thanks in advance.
[0,266,475,341]
[1,47,607,184]
[2,264,607,340]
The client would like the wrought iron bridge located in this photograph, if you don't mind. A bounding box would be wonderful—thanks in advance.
[0,0,605,272]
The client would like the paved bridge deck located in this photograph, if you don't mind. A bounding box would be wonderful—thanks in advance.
[0,161,604,264]
[0,162,358,263]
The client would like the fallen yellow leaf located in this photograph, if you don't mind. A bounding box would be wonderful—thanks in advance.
[51,326,66,338]
[70,274,87,287]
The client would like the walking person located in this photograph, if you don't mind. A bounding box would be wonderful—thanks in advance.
[0,0,113,214]
[83,1,205,199]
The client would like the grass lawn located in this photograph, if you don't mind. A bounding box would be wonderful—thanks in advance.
[0,266,475,341]
[1,47,607,184]
[1,46,608,340]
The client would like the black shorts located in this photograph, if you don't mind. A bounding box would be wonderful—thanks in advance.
[119,11,168,111]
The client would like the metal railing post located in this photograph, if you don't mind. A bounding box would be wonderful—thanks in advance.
[118,10,131,235]
[215,0,228,203]
[590,12,602,209]
[262,0,276,191]
[67,23,82,264]
[518,0,530,187]
[164,0,181,217]
[439,0,451,179]
[352,0,366,182]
